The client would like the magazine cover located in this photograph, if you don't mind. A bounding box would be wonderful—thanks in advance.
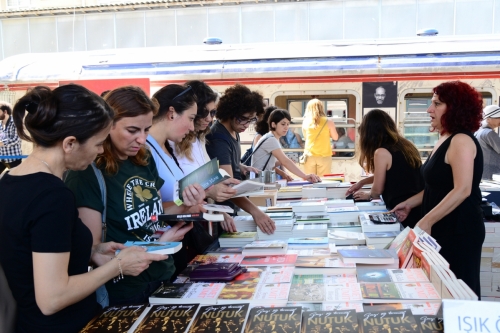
[260,266,295,284]
[357,268,429,283]
[301,310,358,333]
[133,304,199,333]
[288,283,325,302]
[217,282,258,302]
[244,306,302,333]
[324,283,363,302]
[189,304,250,333]
[240,254,297,266]
[149,283,192,303]
[79,304,147,333]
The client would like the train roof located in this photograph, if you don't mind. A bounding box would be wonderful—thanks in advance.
[0,35,499,82]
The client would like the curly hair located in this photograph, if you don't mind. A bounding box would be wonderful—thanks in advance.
[433,81,483,134]
[215,84,265,122]
[358,109,421,173]
[97,86,158,175]
[255,106,277,135]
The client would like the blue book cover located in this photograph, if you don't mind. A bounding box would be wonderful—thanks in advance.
[117,241,182,255]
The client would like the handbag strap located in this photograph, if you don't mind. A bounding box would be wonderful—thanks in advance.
[90,162,107,243]
[304,118,328,155]
[146,139,176,177]
[242,136,271,164]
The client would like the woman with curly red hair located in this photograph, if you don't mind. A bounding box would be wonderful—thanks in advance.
[393,81,485,298]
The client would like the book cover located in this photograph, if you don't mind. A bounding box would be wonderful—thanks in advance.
[301,310,358,333]
[286,248,332,257]
[156,212,224,223]
[294,257,355,269]
[357,268,430,283]
[324,283,363,302]
[240,254,297,266]
[217,282,258,302]
[133,304,199,333]
[414,314,444,333]
[188,303,249,333]
[79,304,147,333]
[358,309,419,333]
[260,266,295,284]
[252,283,291,305]
[117,241,182,255]
[183,283,225,303]
[244,306,302,333]
[149,283,192,303]
[360,282,441,302]
[175,158,229,205]
[288,283,325,302]
[190,254,244,266]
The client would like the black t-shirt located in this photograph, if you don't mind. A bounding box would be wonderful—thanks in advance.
[206,121,243,180]
[0,172,99,333]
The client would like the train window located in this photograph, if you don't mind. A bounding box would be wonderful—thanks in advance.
[284,98,355,160]
[403,93,493,158]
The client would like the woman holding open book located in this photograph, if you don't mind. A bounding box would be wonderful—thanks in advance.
[173,80,239,233]
[251,109,321,183]
[66,86,195,307]
[393,81,485,298]
[0,85,167,332]
[346,109,424,228]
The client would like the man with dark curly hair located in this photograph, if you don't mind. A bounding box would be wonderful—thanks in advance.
[206,84,276,234]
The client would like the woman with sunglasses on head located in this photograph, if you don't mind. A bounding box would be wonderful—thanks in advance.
[66,86,193,306]
[174,80,239,232]
[251,109,321,183]
[0,85,165,333]
[206,84,276,235]
[302,98,338,176]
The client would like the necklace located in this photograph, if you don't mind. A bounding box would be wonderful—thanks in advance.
[31,155,54,174]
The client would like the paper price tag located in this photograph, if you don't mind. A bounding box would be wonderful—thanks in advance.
[443,299,500,332]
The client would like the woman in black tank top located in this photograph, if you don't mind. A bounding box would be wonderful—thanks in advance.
[347,109,424,228]
[392,81,485,298]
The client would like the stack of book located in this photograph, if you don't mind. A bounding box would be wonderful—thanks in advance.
[291,201,327,214]
[233,215,257,232]
[338,248,397,267]
[277,186,303,199]
[242,240,288,256]
[364,231,399,248]
[355,200,387,211]
[328,206,361,223]
[287,237,329,249]
[295,213,330,224]
[257,217,294,240]
[291,223,328,238]
[328,230,366,246]
[218,232,257,247]
[480,221,500,301]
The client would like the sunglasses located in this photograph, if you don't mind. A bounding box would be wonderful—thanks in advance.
[172,85,193,102]
[197,108,217,119]
[236,116,258,125]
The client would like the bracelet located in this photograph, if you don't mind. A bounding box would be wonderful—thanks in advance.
[113,256,124,283]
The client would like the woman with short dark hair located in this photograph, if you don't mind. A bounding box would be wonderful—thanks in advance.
[393,81,485,297]
[251,109,320,183]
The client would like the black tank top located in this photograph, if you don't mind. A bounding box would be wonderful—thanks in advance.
[382,145,424,228]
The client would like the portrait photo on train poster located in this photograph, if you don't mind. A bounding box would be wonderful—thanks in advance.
[362,81,398,121]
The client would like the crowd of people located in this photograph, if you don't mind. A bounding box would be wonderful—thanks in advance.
[0,79,494,332]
